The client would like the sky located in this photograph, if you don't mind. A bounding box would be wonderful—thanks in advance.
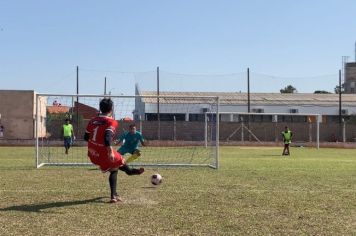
[1,0,356,95]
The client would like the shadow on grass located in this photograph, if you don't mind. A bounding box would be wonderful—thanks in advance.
[0,197,105,213]
[261,154,283,157]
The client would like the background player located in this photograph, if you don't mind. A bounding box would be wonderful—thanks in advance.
[281,126,293,156]
[62,118,75,154]
[84,98,144,203]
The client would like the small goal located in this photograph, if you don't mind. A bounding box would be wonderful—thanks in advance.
[216,111,321,148]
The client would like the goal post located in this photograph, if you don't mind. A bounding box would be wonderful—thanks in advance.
[35,94,219,169]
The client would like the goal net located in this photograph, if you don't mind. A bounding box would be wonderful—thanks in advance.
[218,112,321,148]
[35,94,219,169]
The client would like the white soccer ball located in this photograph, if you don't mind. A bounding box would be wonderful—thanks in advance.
[151,174,162,185]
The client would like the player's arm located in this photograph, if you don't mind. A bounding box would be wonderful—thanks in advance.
[140,139,146,146]
[104,129,115,161]
[114,133,124,146]
[84,131,90,142]
[139,133,146,146]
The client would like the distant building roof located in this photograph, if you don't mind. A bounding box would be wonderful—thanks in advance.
[73,102,98,119]
[138,91,356,106]
[47,106,70,113]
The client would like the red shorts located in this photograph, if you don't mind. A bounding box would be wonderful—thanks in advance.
[89,150,124,172]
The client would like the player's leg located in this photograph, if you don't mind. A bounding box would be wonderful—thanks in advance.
[282,144,287,155]
[109,170,120,203]
[117,146,127,155]
[106,151,126,203]
[125,149,141,163]
[67,137,72,152]
[286,144,290,155]
[64,137,70,154]
[119,164,144,175]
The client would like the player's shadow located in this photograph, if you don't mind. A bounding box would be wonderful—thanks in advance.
[0,197,105,213]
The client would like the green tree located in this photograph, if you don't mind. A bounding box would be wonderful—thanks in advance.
[280,85,297,93]
[314,90,331,94]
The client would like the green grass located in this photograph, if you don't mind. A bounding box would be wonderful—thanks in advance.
[0,146,355,235]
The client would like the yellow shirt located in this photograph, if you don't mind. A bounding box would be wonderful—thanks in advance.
[63,124,73,137]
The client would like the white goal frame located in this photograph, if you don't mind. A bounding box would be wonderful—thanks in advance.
[206,111,321,149]
[35,93,220,169]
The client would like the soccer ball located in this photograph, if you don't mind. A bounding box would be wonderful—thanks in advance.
[151,174,162,185]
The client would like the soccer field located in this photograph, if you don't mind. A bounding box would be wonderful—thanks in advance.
[0,146,355,235]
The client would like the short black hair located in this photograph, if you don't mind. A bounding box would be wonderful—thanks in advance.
[129,124,136,129]
[100,98,113,114]
[65,118,69,122]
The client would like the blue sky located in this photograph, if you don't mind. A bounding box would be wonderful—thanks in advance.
[1,0,356,95]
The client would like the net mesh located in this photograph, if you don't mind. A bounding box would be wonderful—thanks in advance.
[36,94,218,168]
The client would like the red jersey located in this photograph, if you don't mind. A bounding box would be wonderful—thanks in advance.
[86,115,124,172]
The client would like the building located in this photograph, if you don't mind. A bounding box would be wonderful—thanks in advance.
[45,101,99,139]
[0,90,99,140]
[133,90,356,142]
[344,62,356,93]
[0,90,46,139]
[135,91,356,123]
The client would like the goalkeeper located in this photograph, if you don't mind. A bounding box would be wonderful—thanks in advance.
[116,124,146,163]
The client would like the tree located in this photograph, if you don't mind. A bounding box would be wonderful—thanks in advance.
[314,90,331,94]
[280,85,297,93]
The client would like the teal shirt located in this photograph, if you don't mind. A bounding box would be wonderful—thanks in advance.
[118,131,144,150]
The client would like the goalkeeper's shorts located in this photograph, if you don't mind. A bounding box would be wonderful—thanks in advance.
[118,146,140,155]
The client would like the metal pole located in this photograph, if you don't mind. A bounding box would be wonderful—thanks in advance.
[35,94,39,168]
[76,66,79,103]
[204,113,208,148]
[316,115,320,149]
[215,97,220,169]
[339,69,342,140]
[76,66,79,134]
[139,115,143,134]
[343,119,346,142]
[173,116,176,141]
[247,68,251,141]
[104,77,107,95]
[157,66,160,140]
[241,117,244,142]
[247,68,250,113]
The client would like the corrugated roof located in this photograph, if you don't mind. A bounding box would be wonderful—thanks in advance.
[138,91,356,106]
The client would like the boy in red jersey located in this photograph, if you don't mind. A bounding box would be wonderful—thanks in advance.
[84,98,144,203]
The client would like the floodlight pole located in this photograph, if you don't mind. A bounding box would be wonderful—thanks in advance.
[247,68,251,141]
[104,77,107,95]
[157,66,161,140]
[76,66,79,103]
[204,113,208,148]
[76,66,79,134]
[316,115,320,149]
[339,69,342,123]
[247,68,250,113]
[35,94,39,168]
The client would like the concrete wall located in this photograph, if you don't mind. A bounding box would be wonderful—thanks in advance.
[0,90,46,139]
[136,121,356,143]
